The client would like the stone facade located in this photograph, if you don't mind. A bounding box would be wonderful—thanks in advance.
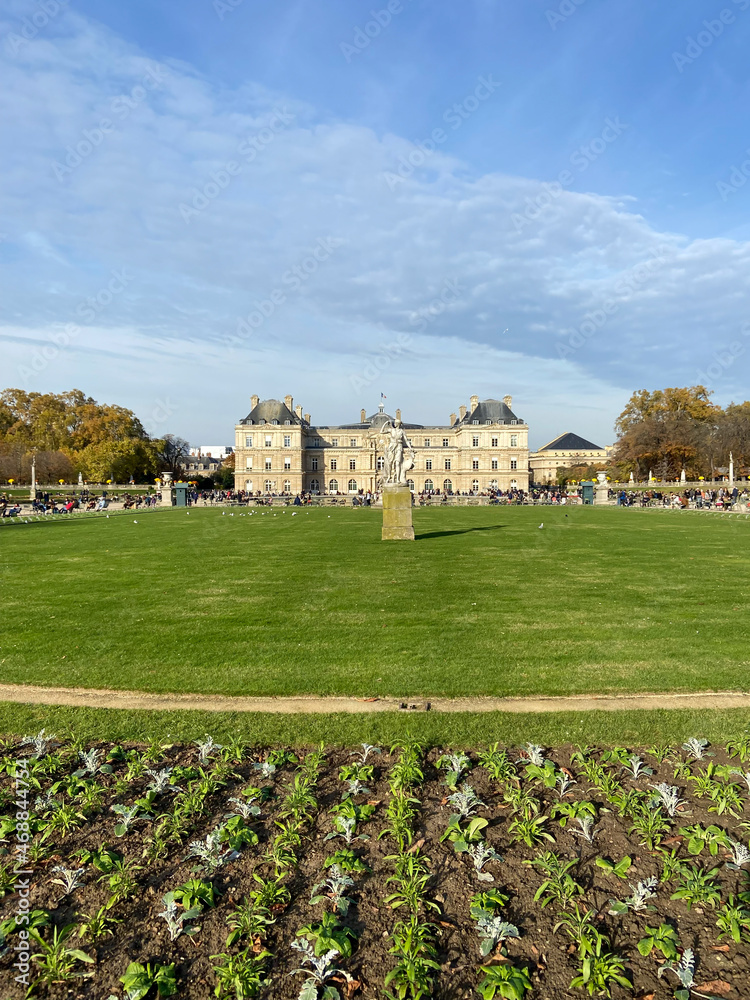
[529,432,613,485]
[233,394,529,494]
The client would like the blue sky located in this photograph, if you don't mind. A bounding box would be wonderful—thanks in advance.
[2,0,750,447]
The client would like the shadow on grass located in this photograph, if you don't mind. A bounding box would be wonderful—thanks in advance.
[417,525,507,540]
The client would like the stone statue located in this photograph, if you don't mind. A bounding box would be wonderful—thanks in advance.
[382,418,414,486]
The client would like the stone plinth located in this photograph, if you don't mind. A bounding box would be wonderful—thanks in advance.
[382,484,415,541]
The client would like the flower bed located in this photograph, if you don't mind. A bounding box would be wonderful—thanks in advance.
[1,732,749,999]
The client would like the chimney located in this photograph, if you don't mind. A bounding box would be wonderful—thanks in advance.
[459,404,467,421]
[503,394,512,409]
[251,394,259,410]
[360,408,366,423]
[295,404,303,419]
[396,408,402,421]
[470,394,479,412]
[450,412,456,425]
[304,413,310,425]
[284,394,293,411]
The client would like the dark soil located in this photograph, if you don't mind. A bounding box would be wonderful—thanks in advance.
[1,738,748,1000]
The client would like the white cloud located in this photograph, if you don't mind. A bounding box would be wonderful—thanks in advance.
[1,9,749,446]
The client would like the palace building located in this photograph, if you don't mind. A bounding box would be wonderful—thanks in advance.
[233,394,529,494]
[528,432,613,484]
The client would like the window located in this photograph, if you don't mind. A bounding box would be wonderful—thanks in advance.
[442,438,449,447]
[472,459,479,470]
[311,457,318,471]
[510,434,518,447]
[283,480,291,492]
[348,479,357,492]
[349,458,356,471]
[284,457,291,470]
[245,457,253,470]
[271,419,278,425]
[486,420,492,425]
[330,458,337,471]
[472,419,479,425]
[310,479,320,492]
[424,479,434,492]
[472,436,479,447]
[265,435,272,447]
[245,435,253,447]
[376,456,384,470]
[331,438,338,447]
[444,458,451,470]
[406,479,414,490]
[510,419,518,425]
[491,437,498,447]
[443,479,453,493]
[472,479,479,491]
[312,437,321,447]
[264,480,273,492]
[284,419,291,425]
[491,458,498,470]
[329,479,339,493]
[489,479,498,489]
[265,458,272,471]
[511,459,517,470]
[350,438,357,447]
[283,435,291,447]
[425,459,432,471]
[510,479,518,488]
[245,479,253,491]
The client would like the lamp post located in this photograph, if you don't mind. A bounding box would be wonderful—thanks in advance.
[30,451,36,502]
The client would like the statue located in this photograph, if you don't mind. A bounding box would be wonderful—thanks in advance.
[382,418,414,486]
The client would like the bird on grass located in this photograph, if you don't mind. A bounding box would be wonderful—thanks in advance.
[133,520,138,524]
[538,523,544,529]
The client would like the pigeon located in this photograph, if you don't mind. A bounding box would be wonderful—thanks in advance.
[133,520,138,523]
[538,523,543,529]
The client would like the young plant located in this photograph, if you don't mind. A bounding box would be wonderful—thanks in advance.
[309,865,356,916]
[553,905,601,959]
[621,754,653,779]
[474,910,520,957]
[608,876,658,915]
[172,877,217,910]
[467,842,503,882]
[508,813,554,848]
[595,856,632,880]
[436,751,471,789]
[29,924,95,989]
[249,873,290,911]
[290,936,353,998]
[715,894,750,943]
[670,865,721,910]
[678,823,730,857]
[77,905,121,943]
[48,865,85,896]
[194,735,222,763]
[296,911,357,958]
[477,744,517,783]
[384,915,440,1000]
[111,801,152,837]
[476,963,532,1000]
[187,828,239,873]
[212,949,270,998]
[158,891,202,941]
[650,783,688,817]
[570,936,630,998]
[637,922,680,960]
[73,748,113,778]
[324,848,370,874]
[527,852,583,909]
[630,805,671,849]
[225,898,274,947]
[682,738,710,760]
[657,948,711,1000]
[120,961,178,999]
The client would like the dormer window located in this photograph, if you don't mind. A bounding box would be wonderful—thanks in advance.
[271,419,279,425]
[284,420,291,425]
[472,419,479,425]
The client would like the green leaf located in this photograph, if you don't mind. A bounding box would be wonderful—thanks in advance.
[636,937,654,957]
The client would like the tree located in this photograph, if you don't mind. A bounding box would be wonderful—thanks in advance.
[155,435,191,476]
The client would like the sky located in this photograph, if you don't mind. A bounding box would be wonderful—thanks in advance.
[2,0,750,449]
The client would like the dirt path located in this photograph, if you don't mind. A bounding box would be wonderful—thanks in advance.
[0,683,747,714]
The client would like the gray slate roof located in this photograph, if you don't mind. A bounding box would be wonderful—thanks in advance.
[539,432,603,451]
[240,399,300,425]
[457,399,523,425]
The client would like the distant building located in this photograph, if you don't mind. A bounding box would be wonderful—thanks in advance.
[188,446,234,458]
[529,432,613,484]
[233,394,529,494]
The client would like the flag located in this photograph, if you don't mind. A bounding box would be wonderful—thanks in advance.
[381,392,387,399]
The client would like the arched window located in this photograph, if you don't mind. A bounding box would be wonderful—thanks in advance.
[310,479,320,493]
[329,479,339,493]
[443,479,453,493]
[424,479,434,492]
[348,479,358,492]
[283,480,291,493]
[489,479,498,490]
[510,479,518,489]
[271,419,279,425]
[406,479,414,490]
[264,480,273,492]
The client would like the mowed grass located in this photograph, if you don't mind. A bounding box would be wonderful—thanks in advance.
[1,505,749,698]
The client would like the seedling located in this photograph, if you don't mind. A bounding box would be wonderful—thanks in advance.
[186,828,239,872]
[551,800,596,828]
[194,735,222,763]
[158,891,202,941]
[682,738,711,760]
[678,823,730,857]
[477,743,517,783]
[437,751,471,789]
[324,849,370,874]
[49,865,85,896]
[467,842,503,881]
[726,839,750,869]
[226,897,274,947]
[715,894,750,943]
[517,743,545,766]
[28,924,94,989]
[309,865,356,916]
[650,783,687,817]
[608,876,658,915]
[622,755,653,779]
[658,948,717,1000]
[637,922,680,960]
[670,866,721,910]
[355,742,381,764]
[595,856,632,879]
[145,768,177,795]
[474,911,520,957]
[289,936,353,999]
[476,962,532,1000]
[297,911,357,958]
[120,960,178,999]
[111,802,152,837]
[570,936,630,997]
[212,948,270,998]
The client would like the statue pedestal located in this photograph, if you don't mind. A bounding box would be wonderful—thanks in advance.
[382,485,415,541]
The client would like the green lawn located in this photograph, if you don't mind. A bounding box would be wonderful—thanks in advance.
[1,505,749,698]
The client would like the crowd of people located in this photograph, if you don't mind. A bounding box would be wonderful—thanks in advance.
[615,486,748,509]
